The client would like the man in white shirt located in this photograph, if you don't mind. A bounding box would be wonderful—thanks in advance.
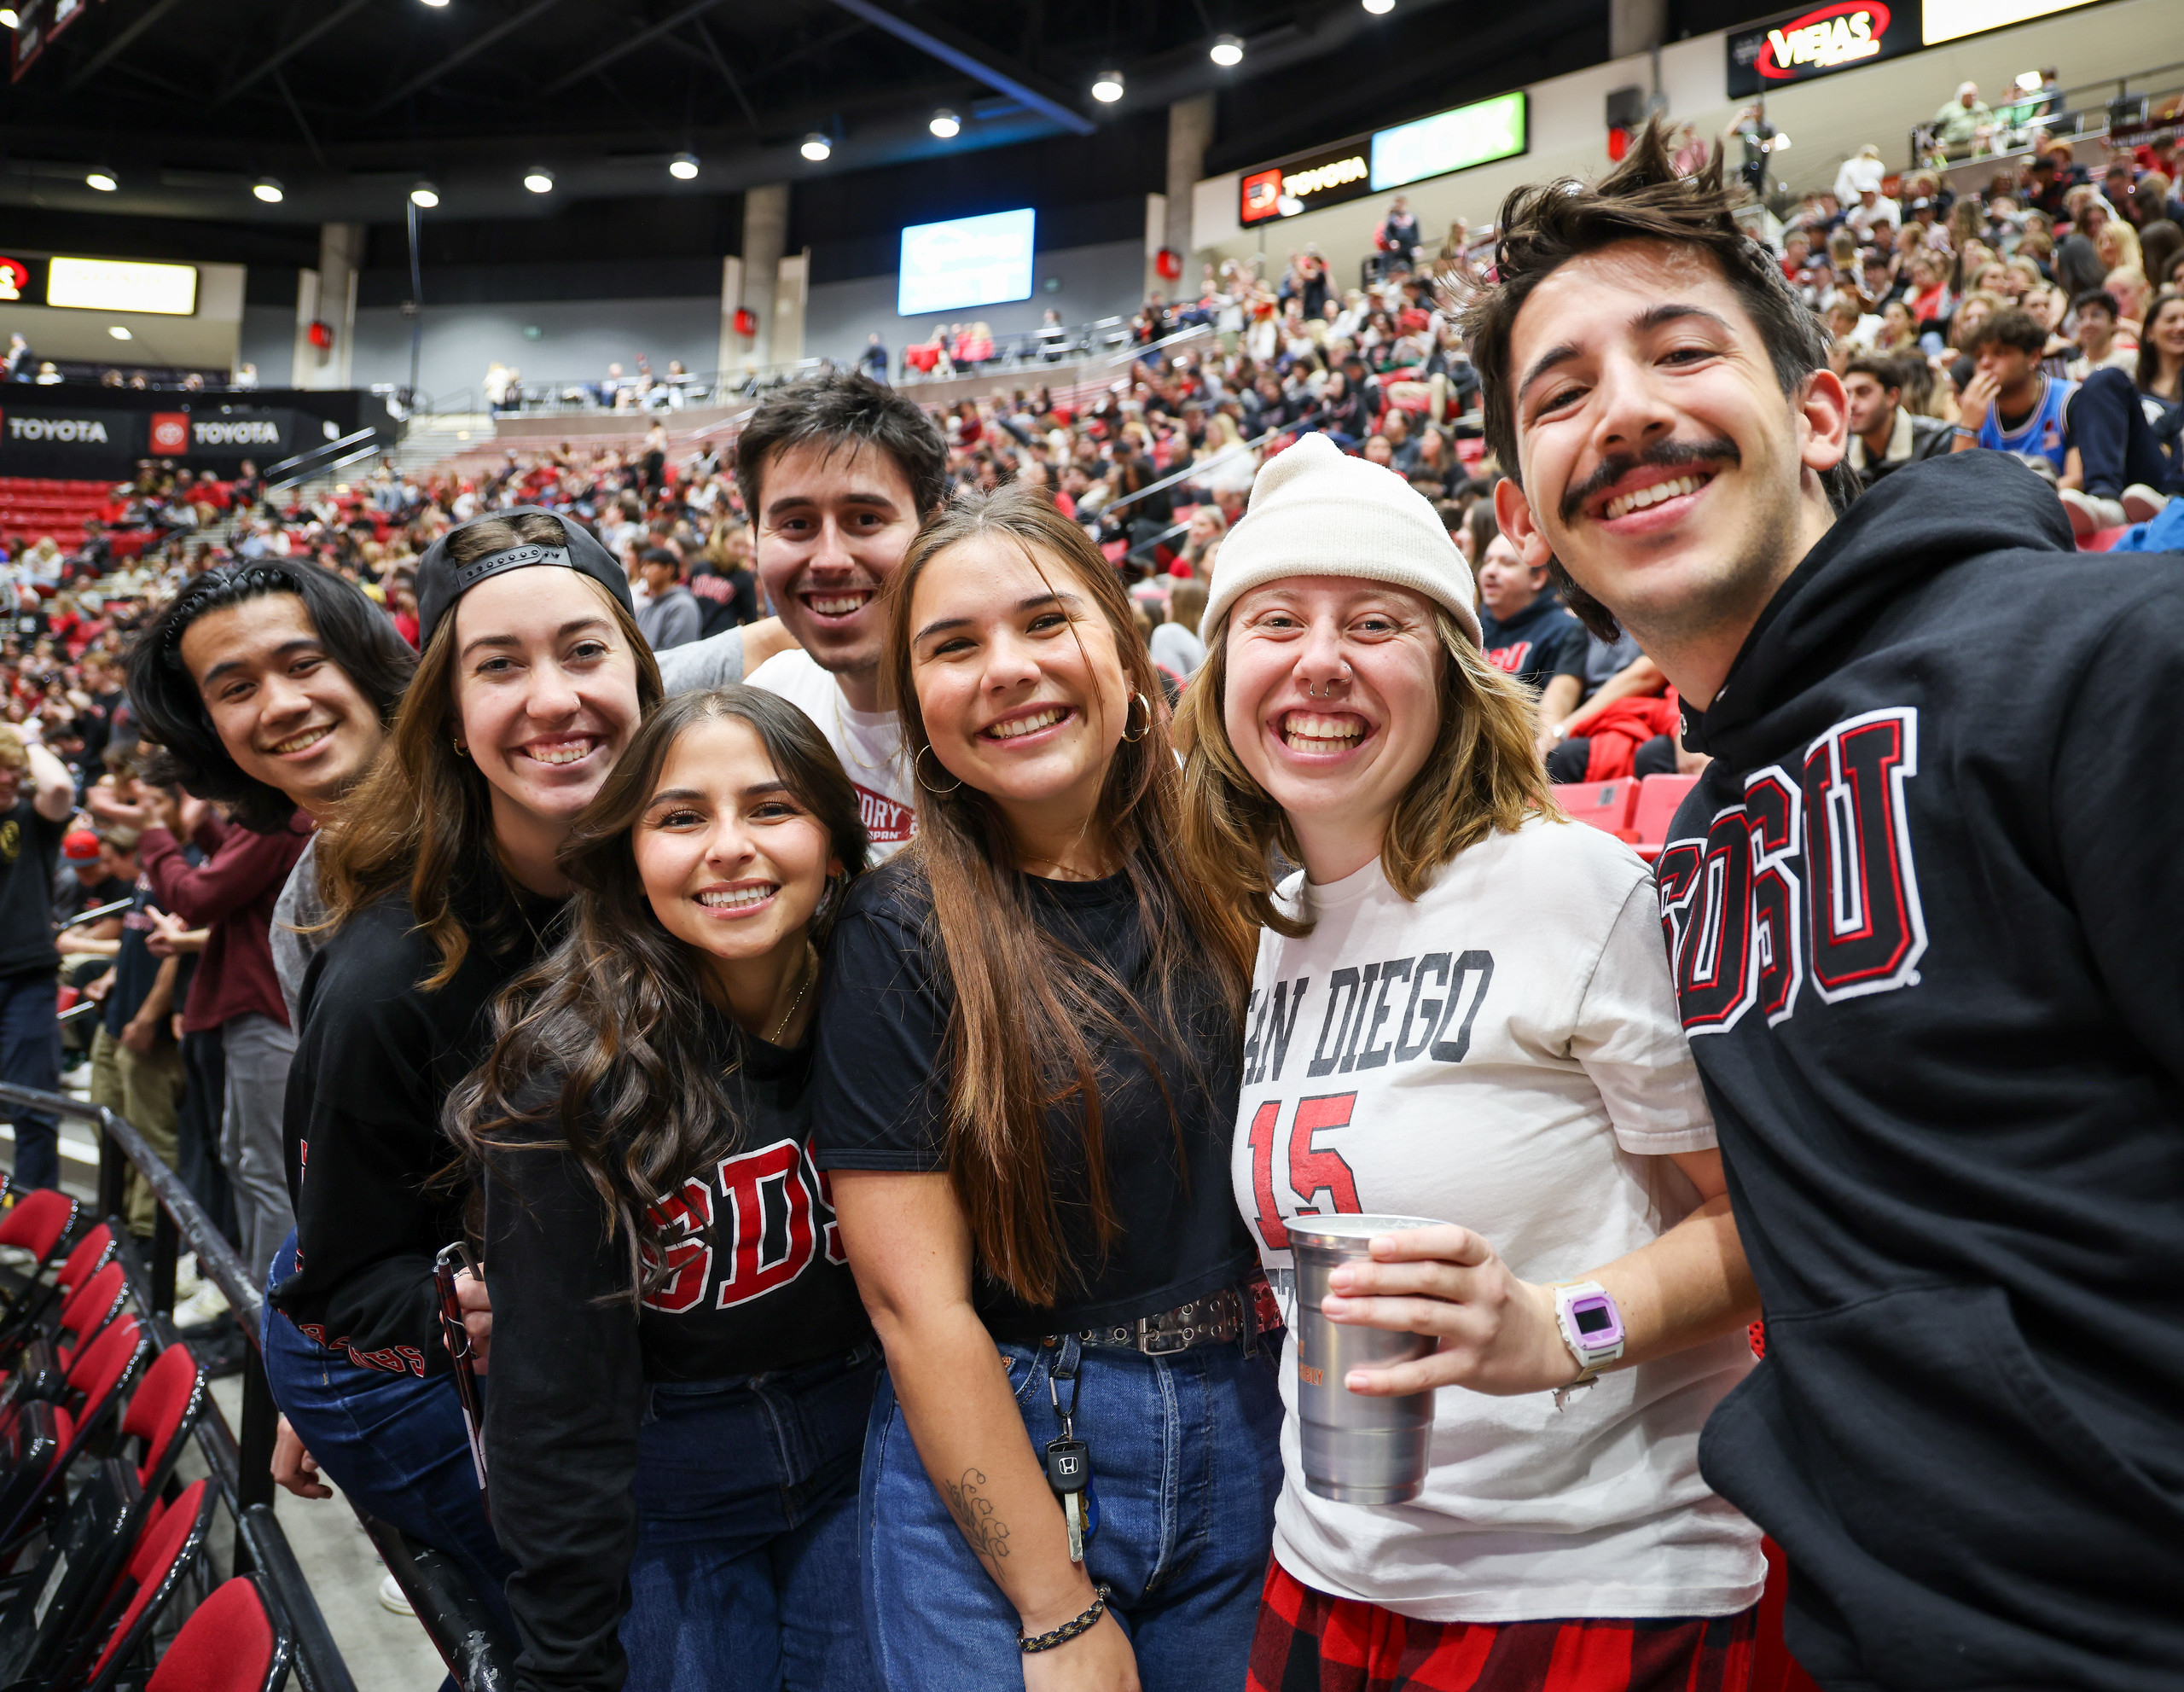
[662,373,948,858]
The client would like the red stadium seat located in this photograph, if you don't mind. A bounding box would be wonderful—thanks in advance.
[140,1577,289,1692]
[81,1480,218,1692]
[0,1189,80,1275]
[1624,772,1700,862]
[119,1345,206,1490]
[1553,779,1637,835]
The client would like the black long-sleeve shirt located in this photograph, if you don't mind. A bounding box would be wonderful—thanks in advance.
[483,1009,870,1692]
[270,881,562,1375]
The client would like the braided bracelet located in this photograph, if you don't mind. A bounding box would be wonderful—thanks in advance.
[1018,1584,1112,1654]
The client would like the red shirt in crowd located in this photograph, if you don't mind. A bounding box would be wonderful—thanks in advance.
[139,809,311,1034]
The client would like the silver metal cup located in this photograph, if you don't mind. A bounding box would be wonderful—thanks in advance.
[1289,1214,1444,1504]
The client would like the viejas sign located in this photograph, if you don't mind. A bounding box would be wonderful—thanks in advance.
[1728,2,1918,96]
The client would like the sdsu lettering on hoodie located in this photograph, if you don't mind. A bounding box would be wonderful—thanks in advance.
[1664,453,2184,1691]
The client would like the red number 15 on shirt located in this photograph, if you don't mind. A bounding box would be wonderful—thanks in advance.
[1247,1092,1362,1251]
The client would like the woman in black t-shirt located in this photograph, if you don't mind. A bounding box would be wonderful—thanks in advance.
[451,689,877,1692]
[812,486,1281,1689]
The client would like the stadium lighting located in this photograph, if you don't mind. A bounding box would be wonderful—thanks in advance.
[930,108,961,138]
[253,177,284,203]
[109,325,132,340]
[1362,0,1394,14]
[1091,69,1124,102]
[410,181,440,207]
[669,152,700,180]
[0,10,20,27]
[86,170,119,191]
[800,132,832,161]
[421,0,450,8]
[523,166,555,193]
[1210,35,1243,67]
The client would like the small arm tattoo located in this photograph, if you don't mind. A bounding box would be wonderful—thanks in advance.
[941,1467,1012,1562]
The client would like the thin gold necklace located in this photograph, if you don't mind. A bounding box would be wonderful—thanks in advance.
[770,944,818,1044]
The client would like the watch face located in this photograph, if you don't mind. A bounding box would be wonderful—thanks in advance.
[1568,1293,1623,1350]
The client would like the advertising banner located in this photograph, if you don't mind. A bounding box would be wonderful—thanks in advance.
[0,404,144,478]
[1728,1,1920,96]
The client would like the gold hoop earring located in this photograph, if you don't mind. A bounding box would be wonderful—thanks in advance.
[1120,691,1153,744]
[452,736,469,759]
[914,745,962,794]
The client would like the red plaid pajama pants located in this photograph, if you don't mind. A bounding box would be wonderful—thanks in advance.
[1247,1558,1757,1692]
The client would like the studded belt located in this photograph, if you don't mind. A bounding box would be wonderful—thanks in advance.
[1047,1273,1283,1358]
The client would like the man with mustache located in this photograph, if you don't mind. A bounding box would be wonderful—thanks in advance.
[1473,122,2184,1690]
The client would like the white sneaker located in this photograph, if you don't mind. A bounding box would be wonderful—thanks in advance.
[2122,484,2173,522]
[174,1253,202,1301]
[0,1246,35,1270]
[379,1573,415,1616]
[172,1281,230,1329]
[2058,488,2126,536]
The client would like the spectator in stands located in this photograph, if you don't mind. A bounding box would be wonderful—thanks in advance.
[634,546,701,651]
[1473,531,1587,732]
[656,375,946,861]
[1149,577,1207,679]
[0,724,78,1189]
[1844,353,1954,486]
[3,334,30,381]
[1952,307,2075,479]
[85,817,186,1238]
[456,689,878,1692]
[1475,121,2184,1690]
[1376,195,1421,276]
[861,332,889,383]
[2068,288,2135,377]
[1833,144,1885,209]
[2064,287,2184,525]
[817,486,1272,1691]
[1845,183,1900,239]
[270,512,659,1641]
[1931,80,1994,152]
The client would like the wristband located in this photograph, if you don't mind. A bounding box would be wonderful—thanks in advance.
[1019,1584,1111,1654]
[1953,426,1978,438]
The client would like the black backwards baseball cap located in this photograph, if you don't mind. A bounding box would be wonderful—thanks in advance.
[415,507,633,649]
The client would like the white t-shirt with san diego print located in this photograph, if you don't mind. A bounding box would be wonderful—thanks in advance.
[747,648,915,861]
[1230,815,1762,1624]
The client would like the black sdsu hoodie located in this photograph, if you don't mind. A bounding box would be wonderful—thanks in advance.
[1659,452,2184,1692]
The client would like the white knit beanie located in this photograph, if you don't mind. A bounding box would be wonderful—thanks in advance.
[1202,432,1480,644]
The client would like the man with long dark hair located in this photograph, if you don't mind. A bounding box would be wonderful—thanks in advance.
[1472,120,2184,1689]
[125,560,415,1311]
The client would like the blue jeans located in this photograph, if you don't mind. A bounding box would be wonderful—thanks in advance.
[861,1334,1283,1691]
[260,1232,518,1640]
[624,1346,880,1692]
[0,968,61,1191]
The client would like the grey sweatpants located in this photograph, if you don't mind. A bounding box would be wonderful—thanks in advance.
[222,1011,297,1288]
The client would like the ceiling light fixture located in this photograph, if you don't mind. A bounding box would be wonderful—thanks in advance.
[1362,0,1394,13]
[669,151,700,180]
[86,170,118,192]
[410,181,439,208]
[421,0,450,8]
[929,108,961,138]
[1090,68,1124,102]
[523,166,555,193]
[253,177,284,203]
[0,9,20,26]
[109,325,132,340]
[1210,34,1243,67]
[800,132,832,161]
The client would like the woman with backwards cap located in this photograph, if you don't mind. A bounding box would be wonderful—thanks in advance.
[264,509,659,1634]
[1176,435,1765,1690]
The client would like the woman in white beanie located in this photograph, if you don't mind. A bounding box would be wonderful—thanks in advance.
[1178,432,1764,1690]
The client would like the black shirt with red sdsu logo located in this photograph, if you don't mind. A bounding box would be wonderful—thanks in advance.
[484,1005,870,1692]
[1661,452,2184,1689]
[1476,595,1587,694]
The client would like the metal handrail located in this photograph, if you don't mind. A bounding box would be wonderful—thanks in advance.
[1101,405,1327,519]
[264,428,380,489]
